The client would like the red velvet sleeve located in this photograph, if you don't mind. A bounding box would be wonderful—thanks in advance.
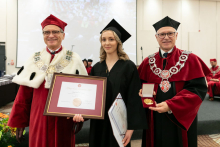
[7,85,33,128]
[166,89,202,131]
[138,57,149,82]
[216,73,220,80]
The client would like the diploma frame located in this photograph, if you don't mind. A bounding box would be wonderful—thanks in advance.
[43,73,107,119]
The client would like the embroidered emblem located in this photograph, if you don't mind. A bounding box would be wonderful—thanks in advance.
[40,64,48,73]
[47,65,56,74]
[60,58,70,67]
[36,61,44,68]
[35,52,40,56]
[33,50,73,88]
[67,50,73,56]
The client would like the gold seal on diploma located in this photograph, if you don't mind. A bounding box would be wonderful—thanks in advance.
[144,99,153,105]
[73,98,82,107]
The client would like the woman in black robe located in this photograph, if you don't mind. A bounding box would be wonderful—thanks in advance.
[87,19,148,147]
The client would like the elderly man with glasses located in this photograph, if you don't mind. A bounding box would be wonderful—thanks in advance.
[138,16,210,147]
[8,14,87,147]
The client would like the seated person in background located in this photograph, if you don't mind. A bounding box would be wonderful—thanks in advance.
[206,59,220,101]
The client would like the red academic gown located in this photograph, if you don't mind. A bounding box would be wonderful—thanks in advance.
[138,46,210,147]
[86,66,92,75]
[206,66,220,97]
[8,48,76,147]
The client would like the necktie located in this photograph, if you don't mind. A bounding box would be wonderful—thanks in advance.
[163,53,168,69]
[163,53,168,58]
[46,47,63,62]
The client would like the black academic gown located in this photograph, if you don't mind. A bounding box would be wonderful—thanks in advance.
[89,60,148,147]
[148,78,206,147]
[141,51,208,147]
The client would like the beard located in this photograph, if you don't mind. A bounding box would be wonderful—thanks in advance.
[212,65,216,68]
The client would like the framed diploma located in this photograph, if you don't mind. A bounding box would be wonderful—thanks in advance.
[43,73,107,119]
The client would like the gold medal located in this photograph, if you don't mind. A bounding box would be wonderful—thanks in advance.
[144,99,153,105]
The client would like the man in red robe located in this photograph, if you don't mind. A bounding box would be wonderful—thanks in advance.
[206,59,220,101]
[8,14,87,147]
[138,16,210,147]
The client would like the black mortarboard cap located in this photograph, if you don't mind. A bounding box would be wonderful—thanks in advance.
[153,16,180,32]
[82,59,87,62]
[100,19,131,43]
[88,59,93,62]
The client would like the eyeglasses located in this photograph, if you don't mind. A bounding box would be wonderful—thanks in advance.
[42,30,63,36]
[157,32,176,39]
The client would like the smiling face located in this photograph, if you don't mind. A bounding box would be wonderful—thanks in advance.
[101,30,118,55]
[43,25,65,50]
[155,27,178,52]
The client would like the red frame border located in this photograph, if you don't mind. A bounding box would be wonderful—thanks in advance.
[43,73,107,119]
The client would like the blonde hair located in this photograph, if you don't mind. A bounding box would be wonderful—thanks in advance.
[99,30,129,62]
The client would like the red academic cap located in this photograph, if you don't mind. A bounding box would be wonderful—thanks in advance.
[210,59,217,62]
[41,14,67,31]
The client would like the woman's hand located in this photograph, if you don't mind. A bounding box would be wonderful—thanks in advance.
[67,114,84,122]
[73,114,84,122]
[122,130,134,146]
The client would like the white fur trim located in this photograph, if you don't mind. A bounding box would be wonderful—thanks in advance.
[12,47,87,88]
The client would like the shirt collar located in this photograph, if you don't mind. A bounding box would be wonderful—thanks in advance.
[47,46,61,53]
[160,48,173,58]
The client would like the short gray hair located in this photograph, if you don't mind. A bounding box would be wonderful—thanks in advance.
[60,28,64,33]
[156,28,177,34]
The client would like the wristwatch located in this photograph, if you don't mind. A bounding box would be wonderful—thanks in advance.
[168,110,172,114]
